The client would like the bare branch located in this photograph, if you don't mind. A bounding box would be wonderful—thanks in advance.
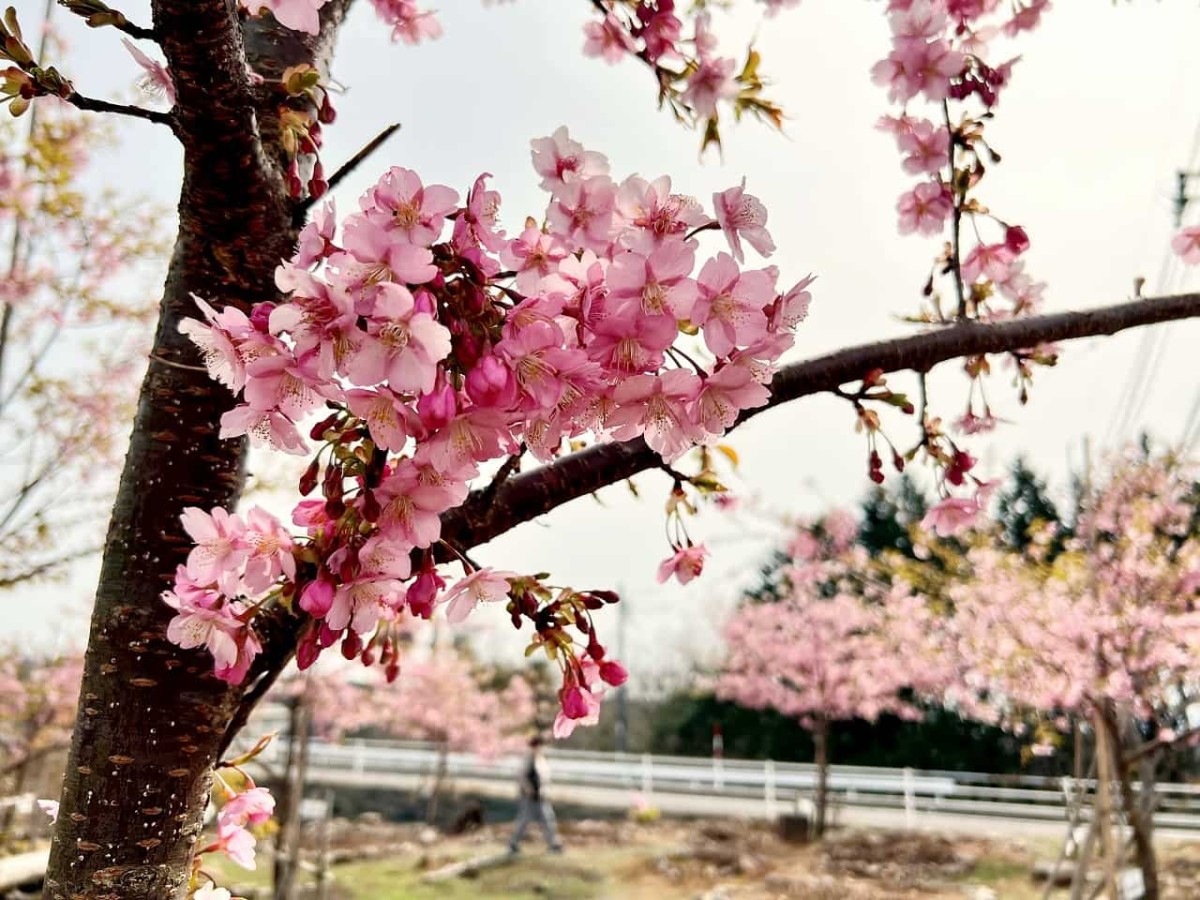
[65,92,175,129]
[294,122,402,223]
[56,0,155,40]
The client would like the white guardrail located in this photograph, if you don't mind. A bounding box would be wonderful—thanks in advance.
[253,737,1200,830]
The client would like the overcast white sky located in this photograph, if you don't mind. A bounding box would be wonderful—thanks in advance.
[9,0,1200,683]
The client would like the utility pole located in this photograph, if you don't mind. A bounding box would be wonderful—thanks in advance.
[615,584,629,754]
[275,689,313,900]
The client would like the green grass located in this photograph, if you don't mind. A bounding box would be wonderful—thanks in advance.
[332,853,608,899]
[207,844,636,899]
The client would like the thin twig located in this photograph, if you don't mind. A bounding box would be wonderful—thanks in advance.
[148,352,207,373]
[56,1,156,39]
[66,92,175,128]
[943,100,966,319]
[480,446,524,506]
[294,122,401,223]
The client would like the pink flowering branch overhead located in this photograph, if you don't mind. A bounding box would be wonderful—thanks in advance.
[170,128,804,735]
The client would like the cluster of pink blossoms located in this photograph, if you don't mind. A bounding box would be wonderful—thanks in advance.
[204,784,275,870]
[584,3,740,118]
[872,0,1047,319]
[866,0,1052,534]
[241,0,441,42]
[168,126,811,733]
[580,1,793,148]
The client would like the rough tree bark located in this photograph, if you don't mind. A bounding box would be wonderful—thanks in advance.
[44,2,351,897]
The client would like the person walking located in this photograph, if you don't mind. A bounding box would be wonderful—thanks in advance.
[507,735,563,854]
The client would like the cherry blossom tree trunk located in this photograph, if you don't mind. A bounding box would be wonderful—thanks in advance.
[274,696,313,900]
[426,743,450,826]
[1109,710,1160,900]
[1093,709,1122,900]
[813,716,829,838]
[43,3,350,897]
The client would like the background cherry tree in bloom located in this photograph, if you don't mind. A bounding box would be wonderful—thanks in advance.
[0,55,164,588]
[0,653,81,801]
[933,451,1200,897]
[717,514,949,836]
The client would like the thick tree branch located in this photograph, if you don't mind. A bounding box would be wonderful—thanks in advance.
[441,292,1200,551]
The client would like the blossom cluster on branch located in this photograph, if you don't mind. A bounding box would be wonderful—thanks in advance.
[169,127,806,733]
[857,0,1054,531]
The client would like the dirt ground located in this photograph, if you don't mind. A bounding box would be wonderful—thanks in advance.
[255,815,1034,898]
[207,814,1200,899]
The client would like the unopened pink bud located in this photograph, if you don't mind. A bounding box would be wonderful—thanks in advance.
[599,660,628,687]
[465,354,517,408]
[299,577,334,617]
[417,381,457,431]
[249,302,275,333]
[560,685,590,720]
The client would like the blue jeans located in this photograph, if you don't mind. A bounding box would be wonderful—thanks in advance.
[508,796,561,850]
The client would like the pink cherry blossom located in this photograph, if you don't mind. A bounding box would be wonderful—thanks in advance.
[531,127,610,193]
[443,568,517,623]
[180,507,247,589]
[241,506,296,594]
[546,176,617,252]
[326,577,406,634]
[898,119,950,174]
[1171,226,1200,265]
[339,219,438,291]
[682,55,738,118]
[361,166,458,244]
[961,241,1016,283]
[345,283,452,393]
[617,175,707,250]
[656,543,709,585]
[609,370,703,461]
[694,364,770,434]
[606,242,698,322]
[690,253,774,357]
[501,224,569,294]
[896,181,952,236]
[294,199,338,269]
[346,386,417,451]
[121,39,175,106]
[714,179,775,263]
[583,13,637,64]
[218,787,275,831]
[162,590,245,673]
[220,405,308,455]
[194,883,233,900]
[920,496,980,537]
[370,0,443,44]
[241,0,328,35]
[215,819,258,869]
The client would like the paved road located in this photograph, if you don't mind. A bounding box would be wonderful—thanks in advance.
[300,765,1200,843]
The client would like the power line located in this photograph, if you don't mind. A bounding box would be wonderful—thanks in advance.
[1106,114,1200,446]
[1180,388,1200,452]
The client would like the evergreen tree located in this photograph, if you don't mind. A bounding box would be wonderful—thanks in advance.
[995,458,1063,553]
